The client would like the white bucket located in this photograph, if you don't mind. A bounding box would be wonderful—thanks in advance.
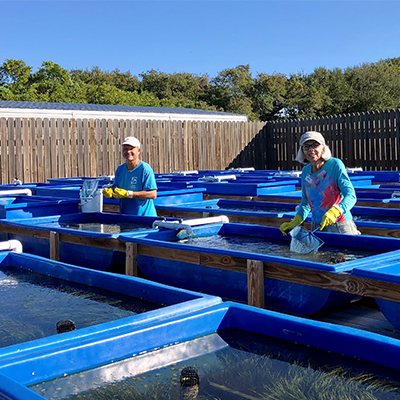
[81,188,103,213]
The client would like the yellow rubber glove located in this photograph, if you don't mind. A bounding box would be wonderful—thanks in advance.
[279,214,303,236]
[320,206,342,230]
[102,187,114,198]
[113,187,132,199]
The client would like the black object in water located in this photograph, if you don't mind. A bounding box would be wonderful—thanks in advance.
[180,366,200,387]
[180,367,199,399]
[56,319,76,334]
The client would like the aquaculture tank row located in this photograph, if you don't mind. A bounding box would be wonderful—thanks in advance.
[2,172,400,399]
[4,301,400,400]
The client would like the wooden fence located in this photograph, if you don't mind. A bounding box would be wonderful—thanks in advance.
[231,109,400,171]
[1,109,400,184]
[0,118,265,184]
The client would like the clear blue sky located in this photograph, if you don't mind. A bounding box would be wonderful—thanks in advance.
[1,1,400,79]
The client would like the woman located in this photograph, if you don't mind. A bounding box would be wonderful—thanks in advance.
[279,131,360,235]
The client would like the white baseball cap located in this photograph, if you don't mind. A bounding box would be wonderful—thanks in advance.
[122,136,141,148]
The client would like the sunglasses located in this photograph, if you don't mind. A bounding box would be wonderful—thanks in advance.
[302,143,321,151]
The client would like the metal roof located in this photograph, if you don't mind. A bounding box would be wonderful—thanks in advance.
[0,101,248,122]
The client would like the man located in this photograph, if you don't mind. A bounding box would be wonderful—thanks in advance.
[103,136,157,216]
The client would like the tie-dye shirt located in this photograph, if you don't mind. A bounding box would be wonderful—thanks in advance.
[296,158,356,224]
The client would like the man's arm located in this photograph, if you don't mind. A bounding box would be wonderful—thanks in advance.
[128,189,157,200]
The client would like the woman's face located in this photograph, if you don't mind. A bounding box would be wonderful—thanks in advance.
[302,140,324,163]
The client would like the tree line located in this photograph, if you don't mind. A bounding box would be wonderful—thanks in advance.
[1,57,400,121]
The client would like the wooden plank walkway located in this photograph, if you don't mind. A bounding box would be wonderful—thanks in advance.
[306,297,400,340]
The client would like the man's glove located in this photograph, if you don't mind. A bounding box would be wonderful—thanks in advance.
[102,187,114,198]
[113,188,132,199]
[320,206,342,230]
[279,214,303,236]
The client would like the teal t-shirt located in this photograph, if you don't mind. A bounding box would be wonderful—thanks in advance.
[296,158,357,224]
[114,161,157,216]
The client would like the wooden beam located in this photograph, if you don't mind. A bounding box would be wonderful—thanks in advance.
[57,232,126,251]
[49,231,59,261]
[355,201,400,208]
[262,261,400,303]
[0,224,126,251]
[125,242,138,276]
[102,204,119,213]
[140,244,205,266]
[0,224,51,239]
[247,259,264,308]
[357,226,400,238]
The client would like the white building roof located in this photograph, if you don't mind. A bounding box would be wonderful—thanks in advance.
[0,101,248,122]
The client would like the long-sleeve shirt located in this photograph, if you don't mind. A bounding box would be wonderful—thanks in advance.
[296,158,357,224]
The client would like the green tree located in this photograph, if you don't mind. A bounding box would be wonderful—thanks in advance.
[139,69,213,109]
[282,68,352,118]
[70,66,140,92]
[344,59,400,112]
[0,59,32,99]
[252,73,286,120]
[204,65,256,118]
[85,83,161,106]
[27,61,86,103]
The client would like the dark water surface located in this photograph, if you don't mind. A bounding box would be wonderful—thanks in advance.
[179,234,379,264]
[30,328,400,399]
[0,266,162,348]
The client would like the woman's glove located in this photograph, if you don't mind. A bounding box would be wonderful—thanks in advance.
[320,206,342,230]
[113,188,133,199]
[279,215,303,236]
[102,187,114,198]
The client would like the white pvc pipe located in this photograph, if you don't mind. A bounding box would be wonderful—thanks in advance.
[346,167,363,173]
[152,215,229,230]
[229,167,255,172]
[0,240,23,253]
[0,189,32,196]
[180,216,230,226]
[198,175,237,182]
[152,221,193,236]
[273,171,302,178]
[171,170,199,176]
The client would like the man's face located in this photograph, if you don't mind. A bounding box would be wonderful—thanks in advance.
[122,144,140,163]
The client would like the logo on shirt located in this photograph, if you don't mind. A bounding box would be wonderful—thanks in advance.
[131,177,138,187]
